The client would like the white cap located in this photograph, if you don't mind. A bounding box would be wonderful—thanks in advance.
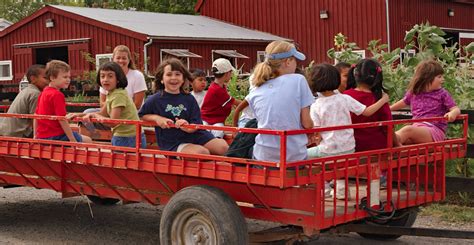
[212,58,235,74]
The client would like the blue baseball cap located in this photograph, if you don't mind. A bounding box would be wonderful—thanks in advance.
[266,47,306,61]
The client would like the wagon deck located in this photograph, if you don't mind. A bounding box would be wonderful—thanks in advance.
[0,113,468,241]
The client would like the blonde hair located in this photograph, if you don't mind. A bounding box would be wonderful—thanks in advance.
[252,40,295,87]
[408,60,444,95]
[45,60,70,79]
[113,45,136,70]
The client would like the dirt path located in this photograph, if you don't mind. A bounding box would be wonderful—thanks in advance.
[0,187,472,244]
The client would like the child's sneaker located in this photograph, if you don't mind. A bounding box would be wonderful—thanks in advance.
[380,174,387,189]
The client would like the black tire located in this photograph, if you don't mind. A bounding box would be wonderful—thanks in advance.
[87,195,120,206]
[358,207,418,240]
[160,185,248,245]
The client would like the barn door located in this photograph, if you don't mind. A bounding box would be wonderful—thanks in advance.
[68,42,90,79]
[13,47,33,83]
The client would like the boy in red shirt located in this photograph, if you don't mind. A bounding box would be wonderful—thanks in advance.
[35,60,92,143]
[201,58,241,138]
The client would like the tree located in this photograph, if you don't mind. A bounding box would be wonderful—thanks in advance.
[0,0,197,23]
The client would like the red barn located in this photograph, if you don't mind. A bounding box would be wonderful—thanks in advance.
[0,5,284,93]
[196,0,474,63]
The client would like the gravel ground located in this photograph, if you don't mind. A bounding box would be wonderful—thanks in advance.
[0,187,472,244]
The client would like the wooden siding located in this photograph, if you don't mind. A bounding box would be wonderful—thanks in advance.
[389,0,474,49]
[199,0,388,63]
[148,40,268,75]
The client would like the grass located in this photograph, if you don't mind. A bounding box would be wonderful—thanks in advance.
[420,203,474,223]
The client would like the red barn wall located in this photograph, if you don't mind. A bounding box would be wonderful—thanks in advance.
[198,0,388,63]
[389,0,474,49]
[0,10,144,90]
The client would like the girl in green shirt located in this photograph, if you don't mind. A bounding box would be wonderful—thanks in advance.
[82,62,146,148]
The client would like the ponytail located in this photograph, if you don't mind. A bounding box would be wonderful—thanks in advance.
[253,61,280,87]
[352,59,386,100]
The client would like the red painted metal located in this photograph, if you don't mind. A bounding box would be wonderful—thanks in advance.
[0,113,468,232]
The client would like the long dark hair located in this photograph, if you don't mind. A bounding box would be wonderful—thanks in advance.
[347,59,386,99]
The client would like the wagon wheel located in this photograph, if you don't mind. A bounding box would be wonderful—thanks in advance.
[87,195,120,206]
[357,207,418,240]
[160,185,248,245]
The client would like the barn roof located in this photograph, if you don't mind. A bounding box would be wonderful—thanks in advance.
[51,5,285,42]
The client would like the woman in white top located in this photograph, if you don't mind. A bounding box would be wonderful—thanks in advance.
[99,45,147,109]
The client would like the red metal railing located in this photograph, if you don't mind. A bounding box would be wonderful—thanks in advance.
[0,113,467,232]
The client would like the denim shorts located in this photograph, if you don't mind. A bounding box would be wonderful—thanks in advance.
[43,132,83,142]
[112,133,147,149]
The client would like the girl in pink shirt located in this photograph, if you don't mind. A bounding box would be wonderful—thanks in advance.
[390,60,460,145]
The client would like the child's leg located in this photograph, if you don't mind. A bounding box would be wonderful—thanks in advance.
[395,125,433,145]
[179,143,210,155]
[81,135,92,143]
[203,138,229,155]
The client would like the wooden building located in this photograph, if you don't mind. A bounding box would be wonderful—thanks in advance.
[196,0,474,63]
[0,5,284,92]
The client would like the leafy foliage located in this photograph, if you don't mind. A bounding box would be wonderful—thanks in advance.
[326,23,474,179]
[0,0,197,23]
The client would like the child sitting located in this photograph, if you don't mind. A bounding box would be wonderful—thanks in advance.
[81,62,146,148]
[200,58,241,138]
[246,40,314,163]
[335,62,351,92]
[391,60,460,145]
[190,68,207,108]
[0,64,48,138]
[139,58,228,155]
[35,60,92,143]
[307,63,388,199]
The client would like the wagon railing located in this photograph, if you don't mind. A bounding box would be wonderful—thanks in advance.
[0,113,468,232]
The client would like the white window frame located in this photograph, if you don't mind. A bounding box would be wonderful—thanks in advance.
[400,49,416,63]
[334,50,366,64]
[95,53,113,70]
[0,60,13,81]
[257,51,266,63]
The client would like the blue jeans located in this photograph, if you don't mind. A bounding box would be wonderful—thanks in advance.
[43,132,83,142]
[112,133,147,148]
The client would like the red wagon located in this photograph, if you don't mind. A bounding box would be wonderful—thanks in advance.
[0,113,468,244]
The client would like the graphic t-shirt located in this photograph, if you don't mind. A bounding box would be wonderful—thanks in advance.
[138,91,204,151]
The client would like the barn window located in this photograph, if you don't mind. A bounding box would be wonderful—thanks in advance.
[95,53,113,70]
[0,60,13,81]
[212,50,249,69]
[400,49,416,63]
[334,50,366,64]
[160,49,202,69]
[257,51,266,63]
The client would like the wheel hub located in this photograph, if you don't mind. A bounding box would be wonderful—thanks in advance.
[172,209,217,245]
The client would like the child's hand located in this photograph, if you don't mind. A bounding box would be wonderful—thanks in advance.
[82,113,93,122]
[156,117,174,129]
[444,111,457,122]
[381,93,389,104]
[175,118,189,129]
[65,113,78,120]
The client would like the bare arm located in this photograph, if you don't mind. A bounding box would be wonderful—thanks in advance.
[142,114,174,129]
[232,100,249,127]
[33,118,37,139]
[300,106,314,129]
[59,120,76,142]
[232,98,242,107]
[99,93,107,108]
[445,106,461,122]
[390,99,408,111]
[362,93,389,116]
[133,91,145,109]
